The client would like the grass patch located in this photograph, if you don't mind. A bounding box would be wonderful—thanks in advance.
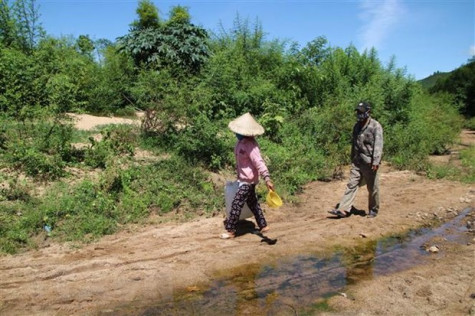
[427,146,475,183]
[0,155,223,254]
[298,299,334,315]
[459,146,475,182]
[70,129,97,143]
[427,164,462,180]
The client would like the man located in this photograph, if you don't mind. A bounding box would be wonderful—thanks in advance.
[328,101,383,218]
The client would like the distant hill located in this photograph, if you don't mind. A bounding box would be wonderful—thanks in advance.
[421,60,475,117]
[418,71,451,90]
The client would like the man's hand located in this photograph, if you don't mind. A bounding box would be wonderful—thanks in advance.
[372,165,379,171]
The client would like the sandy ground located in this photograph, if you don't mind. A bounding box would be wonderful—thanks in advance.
[67,113,143,131]
[0,115,474,315]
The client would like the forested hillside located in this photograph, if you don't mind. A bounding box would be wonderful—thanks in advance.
[427,59,475,118]
[418,71,450,90]
[0,0,470,253]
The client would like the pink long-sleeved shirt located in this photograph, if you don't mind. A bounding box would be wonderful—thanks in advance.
[234,137,271,184]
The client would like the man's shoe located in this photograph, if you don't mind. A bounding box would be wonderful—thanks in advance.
[367,210,378,218]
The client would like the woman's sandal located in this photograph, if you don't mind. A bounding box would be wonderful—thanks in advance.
[328,209,348,218]
[260,226,270,233]
[219,232,235,239]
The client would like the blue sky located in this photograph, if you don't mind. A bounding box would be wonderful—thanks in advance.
[37,0,474,80]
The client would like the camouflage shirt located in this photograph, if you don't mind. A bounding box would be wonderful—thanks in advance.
[351,118,383,166]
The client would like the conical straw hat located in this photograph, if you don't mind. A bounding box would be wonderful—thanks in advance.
[228,112,265,136]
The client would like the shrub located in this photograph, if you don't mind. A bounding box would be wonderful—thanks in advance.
[385,91,462,168]
[172,114,234,170]
[84,125,138,168]
[464,117,475,130]
[1,118,75,180]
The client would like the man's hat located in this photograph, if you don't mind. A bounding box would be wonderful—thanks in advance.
[355,101,371,112]
[228,112,265,136]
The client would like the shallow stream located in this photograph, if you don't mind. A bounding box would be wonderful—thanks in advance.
[104,208,473,315]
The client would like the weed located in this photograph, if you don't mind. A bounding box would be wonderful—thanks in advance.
[427,146,474,183]
[298,299,333,315]
[0,176,31,202]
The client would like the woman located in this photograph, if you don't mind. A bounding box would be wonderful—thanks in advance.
[220,113,274,239]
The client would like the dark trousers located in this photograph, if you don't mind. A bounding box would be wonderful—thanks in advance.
[225,183,267,232]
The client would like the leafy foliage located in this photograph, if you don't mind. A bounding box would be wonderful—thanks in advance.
[168,5,190,24]
[429,60,475,117]
[418,71,450,90]
[84,125,137,168]
[117,4,209,74]
[87,44,136,114]
[199,16,293,118]
[0,117,77,180]
[385,91,462,169]
[0,36,99,118]
[172,114,233,171]
[76,34,94,58]
[130,0,160,30]
[0,0,44,51]
[0,0,16,47]
[0,46,37,118]
[34,37,98,113]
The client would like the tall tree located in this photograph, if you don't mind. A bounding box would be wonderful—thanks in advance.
[301,36,329,66]
[0,0,43,51]
[12,0,43,51]
[76,34,94,58]
[117,3,209,74]
[168,5,190,24]
[94,38,112,65]
[130,0,160,31]
[0,0,16,47]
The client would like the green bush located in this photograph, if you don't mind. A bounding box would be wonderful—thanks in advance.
[464,117,475,130]
[171,114,234,170]
[385,91,462,168]
[87,45,136,115]
[430,60,475,117]
[0,47,38,119]
[1,119,76,180]
[34,37,99,114]
[84,125,138,168]
[0,177,31,202]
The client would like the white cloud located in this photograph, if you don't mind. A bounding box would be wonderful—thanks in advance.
[470,45,475,56]
[358,0,405,51]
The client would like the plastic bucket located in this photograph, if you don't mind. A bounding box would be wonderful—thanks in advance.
[266,190,283,208]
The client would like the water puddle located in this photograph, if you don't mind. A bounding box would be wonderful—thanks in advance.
[104,208,473,316]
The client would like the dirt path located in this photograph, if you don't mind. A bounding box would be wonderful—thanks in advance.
[0,116,474,315]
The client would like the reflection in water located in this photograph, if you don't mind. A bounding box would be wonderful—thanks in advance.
[345,207,472,285]
[103,208,472,316]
